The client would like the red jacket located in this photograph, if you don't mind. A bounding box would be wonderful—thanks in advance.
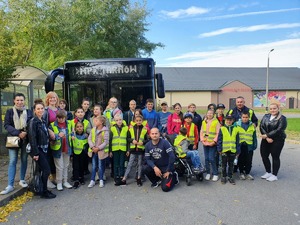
[167,113,183,135]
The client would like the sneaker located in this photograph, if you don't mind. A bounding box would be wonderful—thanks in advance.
[63,182,73,189]
[174,172,179,185]
[57,183,63,191]
[261,172,272,179]
[151,180,161,188]
[0,185,14,195]
[221,177,227,184]
[19,180,28,188]
[266,174,278,182]
[228,177,236,185]
[245,174,254,180]
[239,174,246,180]
[199,167,206,173]
[40,190,56,199]
[99,180,104,188]
[73,181,80,189]
[193,167,200,173]
[47,179,56,189]
[137,178,142,187]
[212,175,219,182]
[88,180,95,188]
[205,174,211,181]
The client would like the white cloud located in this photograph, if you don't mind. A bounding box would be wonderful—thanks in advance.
[199,23,300,38]
[228,2,260,11]
[162,39,300,67]
[288,32,300,38]
[160,6,210,19]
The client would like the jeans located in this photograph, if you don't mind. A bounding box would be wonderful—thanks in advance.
[221,152,235,178]
[8,145,28,187]
[203,145,218,175]
[53,152,70,183]
[186,150,201,168]
[91,153,106,181]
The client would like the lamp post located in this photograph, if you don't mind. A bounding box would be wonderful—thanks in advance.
[265,49,274,112]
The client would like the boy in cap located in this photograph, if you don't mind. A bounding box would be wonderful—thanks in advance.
[217,115,240,185]
[158,101,171,137]
[216,103,226,126]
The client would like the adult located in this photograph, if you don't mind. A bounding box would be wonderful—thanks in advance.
[123,100,136,126]
[158,101,171,136]
[28,102,56,199]
[103,97,123,128]
[227,96,258,127]
[167,103,183,139]
[136,94,146,110]
[143,128,179,192]
[142,98,159,130]
[1,93,33,195]
[82,97,92,121]
[59,99,73,120]
[260,103,287,182]
[186,103,202,133]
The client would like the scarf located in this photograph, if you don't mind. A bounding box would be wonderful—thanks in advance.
[13,106,28,130]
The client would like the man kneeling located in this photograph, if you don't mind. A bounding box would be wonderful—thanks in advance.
[143,128,179,192]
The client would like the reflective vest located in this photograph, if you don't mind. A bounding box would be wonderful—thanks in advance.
[220,126,238,153]
[88,128,109,153]
[105,110,113,124]
[111,120,127,126]
[174,134,187,158]
[49,122,71,151]
[129,126,147,150]
[201,119,218,142]
[70,119,90,133]
[228,109,254,121]
[237,124,255,145]
[72,137,88,155]
[184,123,196,145]
[130,120,148,128]
[111,125,128,151]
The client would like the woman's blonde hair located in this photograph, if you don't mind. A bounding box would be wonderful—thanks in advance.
[45,91,59,107]
[93,115,106,126]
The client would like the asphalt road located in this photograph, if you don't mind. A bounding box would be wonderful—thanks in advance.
[5,141,300,225]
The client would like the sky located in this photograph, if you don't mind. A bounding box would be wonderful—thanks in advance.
[144,0,300,67]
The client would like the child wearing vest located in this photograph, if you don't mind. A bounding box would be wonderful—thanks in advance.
[200,109,220,182]
[119,115,148,186]
[49,111,73,191]
[174,127,204,173]
[72,122,88,189]
[129,109,150,134]
[183,113,199,150]
[109,114,128,184]
[87,116,109,188]
[236,112,257,180]
[217,115,240,185]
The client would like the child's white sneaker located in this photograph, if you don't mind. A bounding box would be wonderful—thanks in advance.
[99,180,104,188]
[212,175,219,182]
[57,183,63,191]
[266,174,278,182]
[63,182,73,189]
[205,174,211,181]
[261,172,272,179]
[88,180,95,188]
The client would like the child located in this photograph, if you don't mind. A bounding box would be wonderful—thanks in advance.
[87,116,109,188]
[174,127,204,173]
[72,122,88,188]
[89,104,103,127]
[236,112,257,180]
[109,114,128,184]
[217,115,240,185]
[200,109,220,181]
[183,113,199,150]
[49,110,73,191]
[120,115,148,186]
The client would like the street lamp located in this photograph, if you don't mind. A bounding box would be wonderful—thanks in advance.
[265,49,274,112]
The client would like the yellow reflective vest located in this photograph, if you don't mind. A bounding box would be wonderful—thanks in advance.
[174,134,187,158]
[201,119,219,142]
[111,125,128,151]
[72,137,88,155]
[49,121,72,151]
[237,124,255,145]
[70,119,90,134]
[88,128,109,153]
[220,126,238,153]
[183,123,196,145]
[129,126,147,151]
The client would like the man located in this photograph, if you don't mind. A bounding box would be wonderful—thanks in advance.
[158,101,171,136]
[142,99,159,129]
[187,103,202,133]
[143,128,179,192]
[123,100,136,126]
[227,96,258,127]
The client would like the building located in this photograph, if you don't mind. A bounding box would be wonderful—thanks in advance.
[156,67,300,109]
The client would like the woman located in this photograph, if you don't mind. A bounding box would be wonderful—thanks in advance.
[167,103,184,138]
[260,103,287,182]
[1,93,33,195]
[28,102,56,198]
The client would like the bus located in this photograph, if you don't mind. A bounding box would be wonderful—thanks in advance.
[45,58,165,111]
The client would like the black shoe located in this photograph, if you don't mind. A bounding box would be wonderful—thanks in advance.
[151,180,161,188]
[221,177,227,184]
[119,180,126,186]
[137,178,142,187]
[73,181,80,189]
[84,170,90,175]
[79,178,85,185]
[40,190,56,199]
[228,177,236,185]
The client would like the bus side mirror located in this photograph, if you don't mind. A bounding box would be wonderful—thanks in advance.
[45,69,63,93]
[156,73,165,98]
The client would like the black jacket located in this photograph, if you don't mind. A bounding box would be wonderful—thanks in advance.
[260,113,287,140]
[28,117,49,156]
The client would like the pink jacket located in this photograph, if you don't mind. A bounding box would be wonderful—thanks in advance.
[167,113,183,135]
[88,126,109,159]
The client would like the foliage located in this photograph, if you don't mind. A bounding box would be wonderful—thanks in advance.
[0,0,163,77]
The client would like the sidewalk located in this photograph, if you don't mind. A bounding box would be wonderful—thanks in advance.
[0,154,33,207]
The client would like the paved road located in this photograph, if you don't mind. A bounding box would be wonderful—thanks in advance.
[4,141,300,225]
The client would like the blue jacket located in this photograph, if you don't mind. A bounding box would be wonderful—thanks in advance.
[4,108,33,136]
[142,109,159,129]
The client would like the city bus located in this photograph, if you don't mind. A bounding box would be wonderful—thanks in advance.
[44,58,165,111]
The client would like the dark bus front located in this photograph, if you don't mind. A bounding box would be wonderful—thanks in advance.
[45,58,165,111]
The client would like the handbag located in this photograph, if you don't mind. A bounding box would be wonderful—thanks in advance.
[28,160,44,195]
[6,136,20,148]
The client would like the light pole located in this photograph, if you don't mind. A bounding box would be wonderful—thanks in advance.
[265,49,274,112]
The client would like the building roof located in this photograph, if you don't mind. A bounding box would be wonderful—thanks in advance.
[156,67,300,91]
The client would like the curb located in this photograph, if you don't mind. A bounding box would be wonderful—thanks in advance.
[0,187,28,207]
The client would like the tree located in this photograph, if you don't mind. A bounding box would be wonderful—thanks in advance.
[0,0,163,73]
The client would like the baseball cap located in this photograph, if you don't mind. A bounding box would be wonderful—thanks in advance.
[183,112,194,119]
[160,101,168,106]
[225,115,234,120]
[216,103,226,109]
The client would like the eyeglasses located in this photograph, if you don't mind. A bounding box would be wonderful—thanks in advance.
[111,101,117,103]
